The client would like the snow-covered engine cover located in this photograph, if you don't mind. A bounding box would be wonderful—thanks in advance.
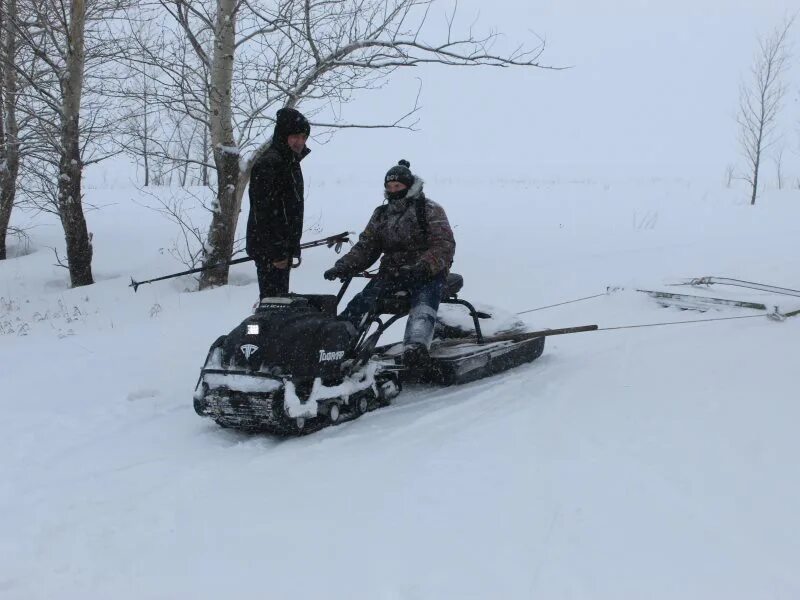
[222,295,356,380]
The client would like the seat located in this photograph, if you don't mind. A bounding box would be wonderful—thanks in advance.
[375,272,464,315]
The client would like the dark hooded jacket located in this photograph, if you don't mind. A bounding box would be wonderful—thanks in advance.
[333,176,456,278]
[246,108,310,261]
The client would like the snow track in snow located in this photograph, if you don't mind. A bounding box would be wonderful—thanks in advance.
[2,179,800,599]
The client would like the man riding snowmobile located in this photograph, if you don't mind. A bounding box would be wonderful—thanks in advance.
[324,160,456,367]
[195,161,550,434]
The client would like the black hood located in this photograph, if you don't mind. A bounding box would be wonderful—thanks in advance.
[272,107,311,158]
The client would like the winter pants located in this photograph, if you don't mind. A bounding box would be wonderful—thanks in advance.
[254,258,291,298]
[340,273,446,349]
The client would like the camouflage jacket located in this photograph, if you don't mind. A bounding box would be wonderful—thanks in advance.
[334,178,456,277]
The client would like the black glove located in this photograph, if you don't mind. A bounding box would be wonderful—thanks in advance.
[324,266,349,281]
[394,262,430,283]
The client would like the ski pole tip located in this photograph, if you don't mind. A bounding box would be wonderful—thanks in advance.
[130,277,140,293]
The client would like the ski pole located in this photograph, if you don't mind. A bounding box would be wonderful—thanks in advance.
[130,231,351,292]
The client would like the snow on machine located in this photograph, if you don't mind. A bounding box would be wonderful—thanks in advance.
[193,273,548,434]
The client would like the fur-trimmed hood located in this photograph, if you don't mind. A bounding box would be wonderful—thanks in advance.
[334,173,455,278]
[384,176,425,212]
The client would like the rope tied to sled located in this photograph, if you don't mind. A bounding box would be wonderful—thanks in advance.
[595,313,767,332]
[516,292,607,315]
[512,287,796,341]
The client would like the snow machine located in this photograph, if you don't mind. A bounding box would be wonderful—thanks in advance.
[193,273,545,434]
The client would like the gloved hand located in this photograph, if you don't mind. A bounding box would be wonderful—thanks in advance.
[324,266,350,281]
[394,262,430,283]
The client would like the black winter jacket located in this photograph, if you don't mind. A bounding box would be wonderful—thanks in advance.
[246,125,310,261]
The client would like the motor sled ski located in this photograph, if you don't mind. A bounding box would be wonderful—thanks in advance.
[193,273,546,434]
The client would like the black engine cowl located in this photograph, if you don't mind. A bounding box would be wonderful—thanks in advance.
[220,295,356,380]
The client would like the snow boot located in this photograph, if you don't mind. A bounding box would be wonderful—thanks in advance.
[403,343,430,368]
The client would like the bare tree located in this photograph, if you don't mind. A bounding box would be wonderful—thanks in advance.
[123,63,157,186]
[7,224,29,253]
[140,188,209,271]
[12,0,93,284]
[128,0,556,288]
[724,163,735,188]
[11,0,132,286]
[737,18,793,206]
[772,143,785,190]
[0,0,20,260]
[58,0,93,285]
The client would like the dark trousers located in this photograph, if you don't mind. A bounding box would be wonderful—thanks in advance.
[255,258,291,298]
[341,273,446,349]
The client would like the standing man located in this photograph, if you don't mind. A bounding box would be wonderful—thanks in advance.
[246,107,311,298]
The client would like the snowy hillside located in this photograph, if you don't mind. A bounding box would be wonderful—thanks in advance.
[2,177,800,599]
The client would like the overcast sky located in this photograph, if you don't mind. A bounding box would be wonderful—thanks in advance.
[310,0,800,182]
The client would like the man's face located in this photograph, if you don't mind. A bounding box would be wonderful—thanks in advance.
[287,133,308,154]
[385,181,408,194]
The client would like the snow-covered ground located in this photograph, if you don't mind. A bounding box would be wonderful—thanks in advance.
[2,176,799,599]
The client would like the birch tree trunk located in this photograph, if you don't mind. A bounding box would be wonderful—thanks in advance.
[0,0,19,260]
[142,67,150,187]
[58,0,93,286]
[199,0,238,289]
[750,127,761,206]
